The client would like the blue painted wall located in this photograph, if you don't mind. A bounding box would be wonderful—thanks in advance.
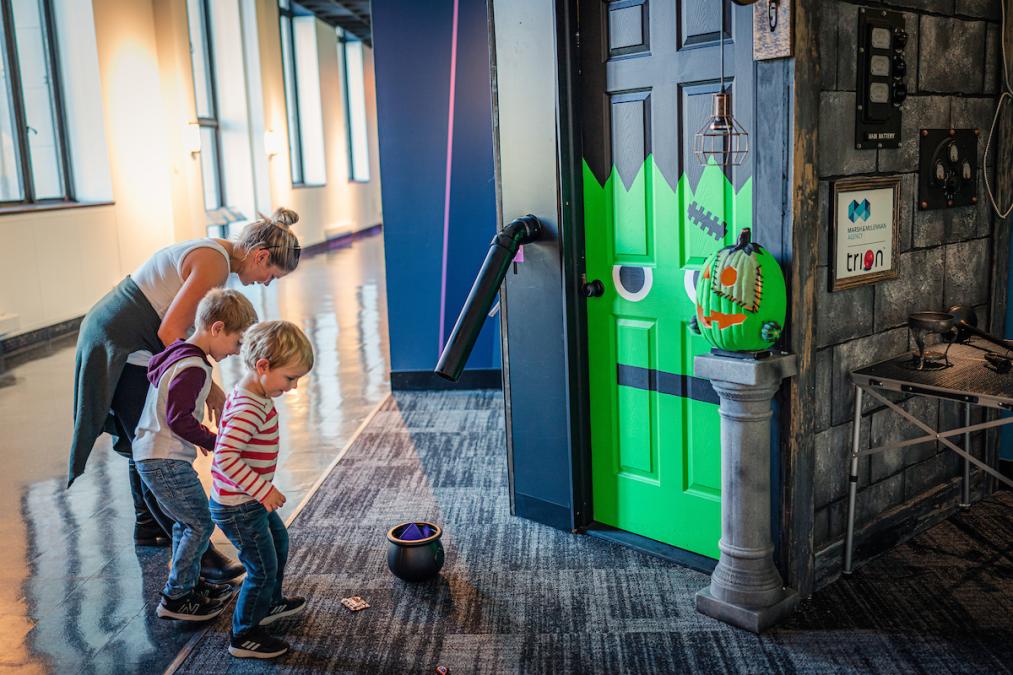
[372,0,500,377]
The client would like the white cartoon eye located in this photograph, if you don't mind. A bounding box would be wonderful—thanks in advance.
[683,269,700,304]
[612,265,653,302]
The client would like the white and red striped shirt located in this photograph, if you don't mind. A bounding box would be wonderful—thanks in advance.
[211,386,279,506]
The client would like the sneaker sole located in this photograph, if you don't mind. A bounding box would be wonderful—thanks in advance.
[258,603,305,625]
[156,603,227,622]
[228,645,289,659]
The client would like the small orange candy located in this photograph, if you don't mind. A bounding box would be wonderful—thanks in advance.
[719,266,738,286]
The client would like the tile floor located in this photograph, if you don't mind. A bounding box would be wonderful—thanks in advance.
[0,233,390,672]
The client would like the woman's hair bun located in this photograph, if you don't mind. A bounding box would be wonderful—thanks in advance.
[270,207,299,229]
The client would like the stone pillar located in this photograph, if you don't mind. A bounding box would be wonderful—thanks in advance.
[694,352,798,633]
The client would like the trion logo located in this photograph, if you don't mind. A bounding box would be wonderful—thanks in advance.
[847,248,884,272]
[848,199,871,223]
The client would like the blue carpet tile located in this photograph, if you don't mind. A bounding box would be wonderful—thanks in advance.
[177,390,1013,674]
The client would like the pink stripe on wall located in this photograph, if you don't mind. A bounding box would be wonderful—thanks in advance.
[437,0,460,354]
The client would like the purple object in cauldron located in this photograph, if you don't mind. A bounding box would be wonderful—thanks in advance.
[396,522,436,541]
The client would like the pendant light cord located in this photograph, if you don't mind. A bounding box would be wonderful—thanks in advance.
[720,2,726,91]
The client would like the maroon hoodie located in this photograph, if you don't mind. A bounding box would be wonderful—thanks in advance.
[144,340,218,453]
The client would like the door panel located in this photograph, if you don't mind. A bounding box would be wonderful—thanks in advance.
[581,0,753,558]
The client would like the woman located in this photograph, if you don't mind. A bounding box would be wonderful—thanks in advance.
[69,208,302,582]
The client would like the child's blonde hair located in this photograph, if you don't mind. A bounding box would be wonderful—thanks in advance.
[195,289,258,333]
[241,320,314,371]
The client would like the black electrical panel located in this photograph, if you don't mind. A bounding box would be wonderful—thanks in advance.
[855,7,907,149]
[917,129,979,210]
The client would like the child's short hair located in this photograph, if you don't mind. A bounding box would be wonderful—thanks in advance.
[195,289,258,333]
[241,320,314,371]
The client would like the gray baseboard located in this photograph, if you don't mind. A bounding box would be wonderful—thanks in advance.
[391,368,502,391]
[0,316,83,373]
[301,223,383,257]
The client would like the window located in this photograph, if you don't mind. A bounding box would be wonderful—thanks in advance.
[187,0,227,228]
[279,1,325,186]
[278,0,301,184]
[0,0,71,204]
[340,31,369,182]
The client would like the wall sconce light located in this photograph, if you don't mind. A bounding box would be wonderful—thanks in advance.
[264,129,282,158]
[185,122,201,155]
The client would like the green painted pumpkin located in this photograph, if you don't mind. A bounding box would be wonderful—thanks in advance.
[692,228,786,352]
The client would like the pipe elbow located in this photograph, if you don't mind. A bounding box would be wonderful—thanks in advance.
[497,214,542,248]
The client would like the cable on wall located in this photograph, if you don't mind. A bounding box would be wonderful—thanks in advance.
[984,0,1013,218]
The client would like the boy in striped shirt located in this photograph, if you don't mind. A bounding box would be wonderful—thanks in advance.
[210,320,314,659]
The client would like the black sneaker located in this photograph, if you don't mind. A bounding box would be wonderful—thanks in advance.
[259,597,307,625]
[229,628,289,659]
[155,591,226,622]
[196,579,235,604]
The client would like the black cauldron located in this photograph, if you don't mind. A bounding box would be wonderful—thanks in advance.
[386,521,445,582]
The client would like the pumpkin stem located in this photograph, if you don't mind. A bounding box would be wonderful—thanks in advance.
[733,227,761,255]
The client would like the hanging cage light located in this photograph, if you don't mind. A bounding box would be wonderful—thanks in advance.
[693,92,750,166]
[694,0,750,167]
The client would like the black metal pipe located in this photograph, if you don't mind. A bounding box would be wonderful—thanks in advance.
[435,214,542,381]
[957,320,1012,352]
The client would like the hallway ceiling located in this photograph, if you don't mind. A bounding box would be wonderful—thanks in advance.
[299,0,372,45]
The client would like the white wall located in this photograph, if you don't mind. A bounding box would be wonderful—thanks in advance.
[0,0,383,337]
[254,0,382,245]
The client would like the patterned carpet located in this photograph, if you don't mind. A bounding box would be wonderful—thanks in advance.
[177,391,1013,674]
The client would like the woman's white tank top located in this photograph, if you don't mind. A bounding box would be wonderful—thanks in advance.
[126,239,231,366]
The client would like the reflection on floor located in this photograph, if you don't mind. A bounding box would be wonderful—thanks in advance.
[179,390,1013,674]
[0,233,389,672]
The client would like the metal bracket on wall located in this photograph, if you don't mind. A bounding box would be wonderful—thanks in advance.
[753,0,792,60]
[917,128,979,210]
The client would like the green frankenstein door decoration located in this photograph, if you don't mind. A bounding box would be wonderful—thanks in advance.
[584,156,752,559]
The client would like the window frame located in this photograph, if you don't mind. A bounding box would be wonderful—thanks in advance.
[0,0,73,206]
[278,1,305,186]
[340,31,369,184]
[188,0,227,218]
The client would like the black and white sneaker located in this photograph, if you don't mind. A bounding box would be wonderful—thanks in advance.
[229,628,290,659]
[155,591,226,621]
[259,596,307,625]
[196,580,235,604]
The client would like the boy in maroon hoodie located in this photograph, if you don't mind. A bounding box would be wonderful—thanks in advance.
[133,289,258,621]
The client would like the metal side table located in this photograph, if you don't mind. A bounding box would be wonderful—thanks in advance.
[844,338,1013,575]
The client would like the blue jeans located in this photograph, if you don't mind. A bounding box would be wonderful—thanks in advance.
[135,459,213,599]
[210,498,289,635]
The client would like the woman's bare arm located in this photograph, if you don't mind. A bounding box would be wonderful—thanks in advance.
[156,248,230,348]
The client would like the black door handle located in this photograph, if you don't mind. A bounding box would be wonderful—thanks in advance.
[582,279,605,298]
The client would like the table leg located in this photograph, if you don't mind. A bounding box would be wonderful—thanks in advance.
[961,402,971,508]
[844,386,864,576]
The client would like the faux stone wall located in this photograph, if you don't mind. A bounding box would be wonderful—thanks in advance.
[812,0,1003,554]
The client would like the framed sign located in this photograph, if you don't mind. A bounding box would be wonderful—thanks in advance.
[829,175,900,291]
